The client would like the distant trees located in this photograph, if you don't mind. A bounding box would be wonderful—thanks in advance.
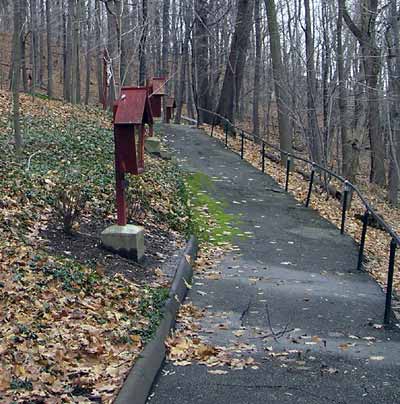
[6,0,400,203]
[341,0,385,186]
[11,0,22,154]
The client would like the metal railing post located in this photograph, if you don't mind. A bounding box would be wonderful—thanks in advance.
[285,155,291,192]
[384,238,397,325]
[357,210,369,271]
[240,131,244,159]
[340,181,350,235]
[305,163,315,208]
[262,142,265,173]
[211,114,216,137]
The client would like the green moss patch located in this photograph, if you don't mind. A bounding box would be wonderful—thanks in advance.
[186,172,245,245]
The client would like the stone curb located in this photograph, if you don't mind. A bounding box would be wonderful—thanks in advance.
[114,236,198,404]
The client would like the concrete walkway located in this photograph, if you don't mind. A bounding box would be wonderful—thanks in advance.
[149,124,400,404]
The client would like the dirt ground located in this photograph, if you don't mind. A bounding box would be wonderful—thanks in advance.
[42,216,185,285]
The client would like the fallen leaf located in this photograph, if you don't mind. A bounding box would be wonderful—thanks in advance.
[208,369,228,375]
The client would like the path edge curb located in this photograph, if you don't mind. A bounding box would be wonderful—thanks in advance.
[114,235,198,404]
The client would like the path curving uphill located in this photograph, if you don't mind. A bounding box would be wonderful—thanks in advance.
[148,124,400,404]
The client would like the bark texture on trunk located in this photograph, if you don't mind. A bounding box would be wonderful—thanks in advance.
[304,0,322,164]
[45,0,53,98]
[216,0,255,125]
[342,0,386,186]
[253,0,261,138]
[138,0,148,86]
[264,0,292,164]
[12,0,23,154]
[386,0,400,204]
[194,0,211,124]
[175,1,191,124]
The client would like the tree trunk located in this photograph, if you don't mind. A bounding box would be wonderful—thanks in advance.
[74,0,81,104]
[12,0,23,154]
[154,6,162,75]
[386,0,400,204]
[337,0,350,179]
[64,1,73,102]
[171,0,179,100]
[45,0,53,98]
[121,1,133,86]
[84,0,92,104]
[253,0,261,137]
[342,0,386,186]
[138,0,148,86]
[175,0,191,124]
[304,0,322,163]
[39,0,45,87]
[162,0,170,77]
[264,0,292,164]
[194,0,211,124]
[216,0,255,125]
[95,0,103,104]
[21,0,28,92]
[30,0,38,94]
[161,0,170,122]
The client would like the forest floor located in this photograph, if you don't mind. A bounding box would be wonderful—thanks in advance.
[0,91,193,403]
[199,123,400,304]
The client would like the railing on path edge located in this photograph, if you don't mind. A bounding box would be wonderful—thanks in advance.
[181,108,399,326]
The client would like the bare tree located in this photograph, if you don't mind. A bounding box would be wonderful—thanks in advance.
[342,0,386,186]
[386,0,400,204]
[264,0,292,164]
[216,0,255,125]
[304,0,322,164]
[45,0,53,98]
[139,0,148,86]
[175,0,192,124]
[253,0,261,137]
[194,0,211,124]
[12,0,23,154]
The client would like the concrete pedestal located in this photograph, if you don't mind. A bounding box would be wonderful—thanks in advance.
[160,150,172,160]
[101,224,145,262]
[145,137,161,155]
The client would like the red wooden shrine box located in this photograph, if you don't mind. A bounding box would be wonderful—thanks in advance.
[113,87,154,175]
[147,77,166,118]
[166,97,176,123]
[113,87,153,226]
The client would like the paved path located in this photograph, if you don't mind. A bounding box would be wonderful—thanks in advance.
[149,124,400,404]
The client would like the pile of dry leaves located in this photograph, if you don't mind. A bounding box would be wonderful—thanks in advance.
[0,90,189,403]
[166,303,258,372]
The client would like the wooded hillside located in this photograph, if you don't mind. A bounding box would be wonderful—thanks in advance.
[4,0,400,204]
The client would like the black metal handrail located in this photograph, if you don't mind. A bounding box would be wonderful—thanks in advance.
[184,107,399,325]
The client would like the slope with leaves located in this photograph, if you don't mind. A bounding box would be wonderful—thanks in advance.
[0,90,190,403]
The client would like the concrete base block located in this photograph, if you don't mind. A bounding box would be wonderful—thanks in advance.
[160,150,172,160]
[145,137,161,155]
[101,224,145,262]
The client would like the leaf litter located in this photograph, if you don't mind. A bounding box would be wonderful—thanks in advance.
[166,303,258,371]
[165,173,260,373]
[0,90,192,403]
